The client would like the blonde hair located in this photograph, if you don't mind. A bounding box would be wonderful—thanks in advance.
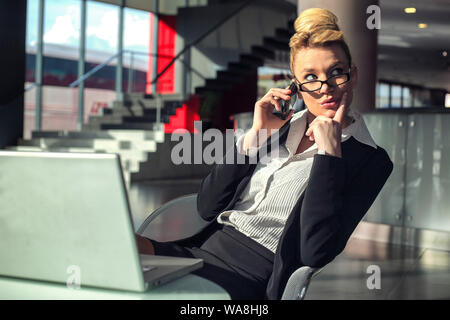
[289,8,352,73]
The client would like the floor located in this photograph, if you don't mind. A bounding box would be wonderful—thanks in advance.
[306,237,450,300]
[128,180,450,300]
[128,179,203,231]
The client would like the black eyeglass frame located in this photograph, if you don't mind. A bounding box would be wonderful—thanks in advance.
[293,68,353,93]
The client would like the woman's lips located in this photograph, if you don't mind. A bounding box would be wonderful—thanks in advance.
[321,100,337,108]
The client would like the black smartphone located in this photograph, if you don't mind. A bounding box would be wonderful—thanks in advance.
[272,81,298,120]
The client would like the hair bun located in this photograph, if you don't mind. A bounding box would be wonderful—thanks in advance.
[290,8,346,49]
[294,8,340,35]
[289,8,352,72]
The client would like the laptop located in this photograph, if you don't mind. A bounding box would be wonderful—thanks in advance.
[0,150,203,292]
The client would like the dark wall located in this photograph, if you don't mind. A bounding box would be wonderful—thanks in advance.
[0,1,27,148]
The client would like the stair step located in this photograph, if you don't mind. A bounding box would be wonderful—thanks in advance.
[263,37,289,51]
[6,145,102,154]
[275,28,292,42]
[120,92,184,101]
[110,108,158,117]
[18,138,157,152]
[32,130,114,140]
[251,45,275,60]
[106,129,164,142]
[228,62,255,74]
[216,70,245,83]
[205,78,239,87]
[88,115,123,125]
[31,129,162,142]
[111,97,183,110]
[100,108,113,115]
[122,114,171,123]
[240,54,264,67]
[88,111,173,125]
[195,84,232,95]
[110,100,159,109]
[99,123,160,130]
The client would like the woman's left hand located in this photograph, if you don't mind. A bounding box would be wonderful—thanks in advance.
[305,93,348,158]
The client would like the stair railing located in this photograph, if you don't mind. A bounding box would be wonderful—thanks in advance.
[149,0,256,88]
[24,0,256,131]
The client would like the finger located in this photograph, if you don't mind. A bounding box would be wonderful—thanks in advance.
[305,125,315,137]
[333,92,348,124]
[305,118,320,136]
[271,94,292,112]
[268,88,292,96]
[276,87,292,94]
[270,97,281,111]
[270,92,291,101]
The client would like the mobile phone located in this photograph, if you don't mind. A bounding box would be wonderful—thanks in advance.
[272,81,298,120]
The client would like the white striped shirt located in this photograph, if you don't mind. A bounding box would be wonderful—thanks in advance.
[216,108,378,253]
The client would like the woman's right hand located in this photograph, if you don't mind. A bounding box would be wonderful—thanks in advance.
[243,87,294,152]
[252,87,295,132]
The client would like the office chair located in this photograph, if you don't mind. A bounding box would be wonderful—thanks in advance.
[137,193,322,300]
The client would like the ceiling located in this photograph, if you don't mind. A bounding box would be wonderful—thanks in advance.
[93,0,450,91]
[93,0,207,14]
[378,0,450,91]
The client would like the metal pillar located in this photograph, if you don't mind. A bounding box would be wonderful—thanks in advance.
[116,0,125,99]
[35,0,45,131]
[183,0,191,99]
[77,0,87,130]
[127,52,133,93]
[151,0,159,94]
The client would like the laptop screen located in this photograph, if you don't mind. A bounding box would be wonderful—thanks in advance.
[0,151,145,291]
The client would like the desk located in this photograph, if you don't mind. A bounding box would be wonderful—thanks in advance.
[0,274,231,300]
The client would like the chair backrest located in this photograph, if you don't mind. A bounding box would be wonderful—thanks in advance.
[137,193,323,300]
[281,266,322,300]
[137,193,210,242]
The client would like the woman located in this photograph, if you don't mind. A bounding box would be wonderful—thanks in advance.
[136,8,393,300]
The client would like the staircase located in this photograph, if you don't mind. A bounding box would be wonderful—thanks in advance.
[7,94,182,187]
[10,1,296,186]
[195,25,293,96]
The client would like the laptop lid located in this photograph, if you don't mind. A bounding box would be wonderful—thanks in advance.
[0,151,146,292]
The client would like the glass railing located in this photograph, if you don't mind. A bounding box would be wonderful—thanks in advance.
[364,110,450,233]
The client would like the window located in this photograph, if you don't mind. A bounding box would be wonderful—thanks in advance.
[375,81,437,109]
[377,82,390,109]
[402,86,412,108]
[391,84,402,108]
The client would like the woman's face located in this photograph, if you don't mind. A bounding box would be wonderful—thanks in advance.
[292,43,357,120]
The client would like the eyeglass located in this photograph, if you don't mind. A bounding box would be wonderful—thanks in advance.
[295,69,352,92]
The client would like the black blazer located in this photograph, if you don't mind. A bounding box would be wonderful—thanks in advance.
[194,119,393,300]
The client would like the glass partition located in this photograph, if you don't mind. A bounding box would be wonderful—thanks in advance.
[363,113,407,226]
[404,114,450,232]
[364,111,450,233]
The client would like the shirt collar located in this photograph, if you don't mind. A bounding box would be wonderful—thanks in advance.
[284,108,378,156]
